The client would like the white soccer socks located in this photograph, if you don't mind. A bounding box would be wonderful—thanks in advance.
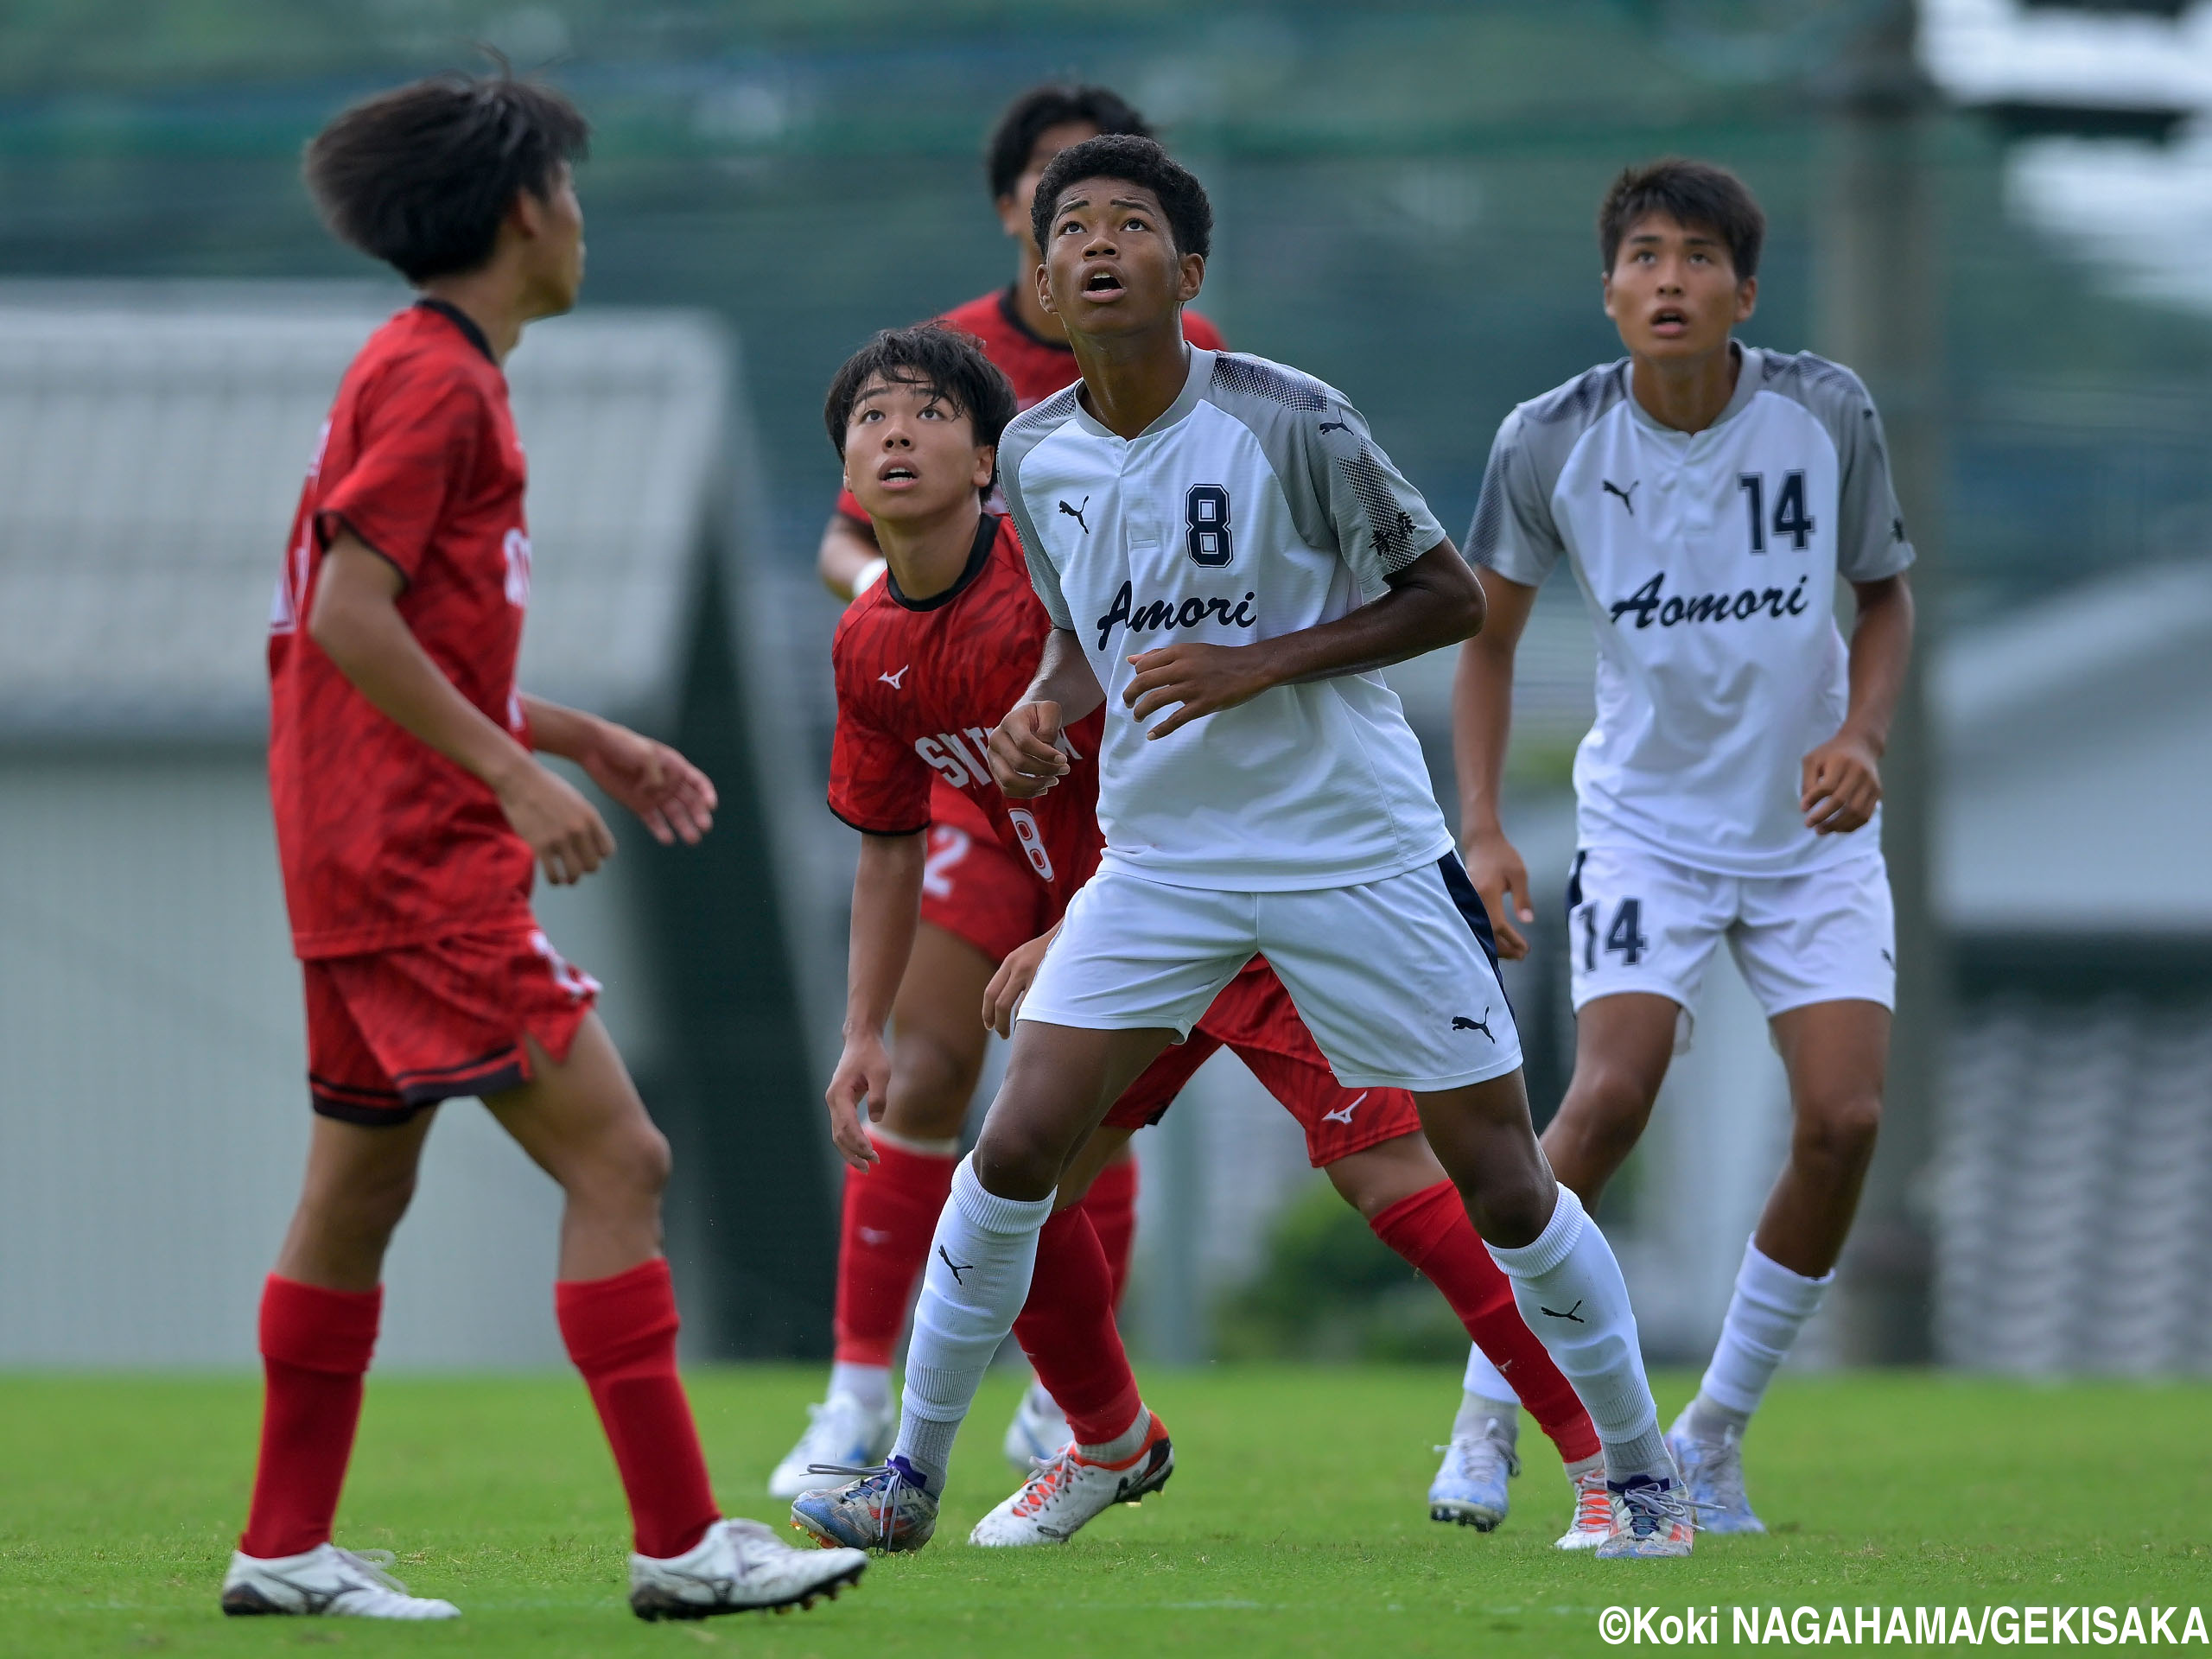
[1687,1238,1833,1440]
[1459,1342,1523,1438]
[889,1156,1052,1492]
[1484,1185,1670,1483]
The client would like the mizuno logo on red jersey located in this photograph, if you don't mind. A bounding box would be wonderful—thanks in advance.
[880,665,910,690]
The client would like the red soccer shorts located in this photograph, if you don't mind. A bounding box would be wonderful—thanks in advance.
[917,784,1052,965]
[1103,957,1423,1167]
[302,922,600,1125]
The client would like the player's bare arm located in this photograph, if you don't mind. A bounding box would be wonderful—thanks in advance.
[1124,539,1484,741]
[307,529,614,885]
[1451,568,1541,959]
[817,510,885,601]
[1802,572,1914,836]
[824,830,927,1169]
[988,627,1104,798]
[520,694,717,848]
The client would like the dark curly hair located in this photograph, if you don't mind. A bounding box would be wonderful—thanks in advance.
[823,324,1020,503]
[985,83,1153,203]
[1599,157,1764,281]
[305,72,589,283]
[1030,133,1212,262]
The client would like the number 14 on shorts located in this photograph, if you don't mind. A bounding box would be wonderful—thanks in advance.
[1579,896,1649,970]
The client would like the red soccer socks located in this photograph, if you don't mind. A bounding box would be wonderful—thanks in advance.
[1012,1204,1144,1448]
[555,1257,719,1560]
[240,1275,381,1560]
[1077,1154,1141,1310]
[1370,1181,1602,1465]
[832,1136,957,1367]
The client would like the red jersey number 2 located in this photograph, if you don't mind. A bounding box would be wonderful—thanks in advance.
[1005,807,1054,881]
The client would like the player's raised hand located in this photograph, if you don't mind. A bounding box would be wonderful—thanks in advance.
[982,925,1058,1039]
[579,720,718,846]
[1801,729,1882,836]
[1122,641,1274,740]
[494,760,618,886]
[1461,825,1535,961]
[989,700,1071,798]
[823,1032,889,1170]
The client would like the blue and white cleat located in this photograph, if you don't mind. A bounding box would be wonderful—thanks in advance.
[768,1393,893,1498]
[1002,1378,1073,1470]
[1667,1409,1765,1534]
[790,1458,938,1554]
[1593,1472,1696,1559]
[1427,1417,1518,1531]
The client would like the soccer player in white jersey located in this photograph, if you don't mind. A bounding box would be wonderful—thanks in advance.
[796,134,1694,1560]
[1456,158,1916,1533]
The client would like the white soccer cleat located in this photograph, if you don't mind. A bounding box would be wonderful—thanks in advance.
[630,1516,867,1620]
[1554,1464,1613,1550]
[1001,1378,1073,1470]
[769,1393,893,1498]
[969,1414,1173,1547]
[1593,1472,1696,1559]
[1427,1417,1519,1531]
[219,1543,460,1620]
[1667,1409,1765,1534]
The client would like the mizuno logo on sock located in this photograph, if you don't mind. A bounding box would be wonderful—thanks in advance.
[937,1245,974,1285]
[1540,1300,1586,1324]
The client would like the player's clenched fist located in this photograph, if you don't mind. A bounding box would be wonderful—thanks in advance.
[989,700,1071,798]
[493,760,617,886]
[823,1032,889,1170]
[1800,728,1882,836]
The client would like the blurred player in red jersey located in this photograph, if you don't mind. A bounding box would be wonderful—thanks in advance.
[787,325,1609,1553]
[779,82,1230,1493]
[227,73,867,1624]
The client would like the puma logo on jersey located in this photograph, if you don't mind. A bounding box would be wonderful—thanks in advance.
[1059,496,1090,533]
[1610,571,1811,630]
[879,665,911,690]
[1094,580,1258,652]
[1602,479,1638,515]
[1452,1010,1495,1039]
[1320,1091,1368,1126]
[1318,418,1351,435]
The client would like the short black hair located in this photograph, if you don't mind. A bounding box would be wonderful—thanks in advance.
[1030,134,1212,263]
[1599,158,1764,282]
[823,324,1020,501]
[305,72,589,284]
[985,84,1152,202]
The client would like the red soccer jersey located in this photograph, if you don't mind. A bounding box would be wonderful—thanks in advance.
[830,513,1107,916]
[834,289,1225,524]
[267,300,537,959]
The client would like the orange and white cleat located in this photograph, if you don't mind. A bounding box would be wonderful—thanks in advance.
[968,1413,1173,1546]
[1554,1462,1613,1550]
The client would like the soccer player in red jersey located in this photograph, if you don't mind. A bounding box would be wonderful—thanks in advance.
[778,81,1229,1493]
[790,324,1608,1552]
[226,73,867,1623]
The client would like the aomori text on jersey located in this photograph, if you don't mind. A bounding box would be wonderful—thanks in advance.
[1467,345,1914,879]
[1001,347,1456,894]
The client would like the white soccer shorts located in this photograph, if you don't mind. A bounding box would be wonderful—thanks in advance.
[1020,855,1524,1093]
[1564,839,1895,1050]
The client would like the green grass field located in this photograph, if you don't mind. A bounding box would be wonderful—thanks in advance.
[3,1367,2206,1656]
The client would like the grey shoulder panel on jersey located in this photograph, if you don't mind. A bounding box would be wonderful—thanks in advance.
[1753,350,1916,582]
[999,384,1084,630]
[1465,360,1630,587]
[1205,352,1445,594]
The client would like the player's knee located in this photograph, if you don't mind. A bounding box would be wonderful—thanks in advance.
[887,1035,982,1138]
[1792,1089,1882,1176]
[969,1116,1063,1204]
[1464,1165,1554,1250]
